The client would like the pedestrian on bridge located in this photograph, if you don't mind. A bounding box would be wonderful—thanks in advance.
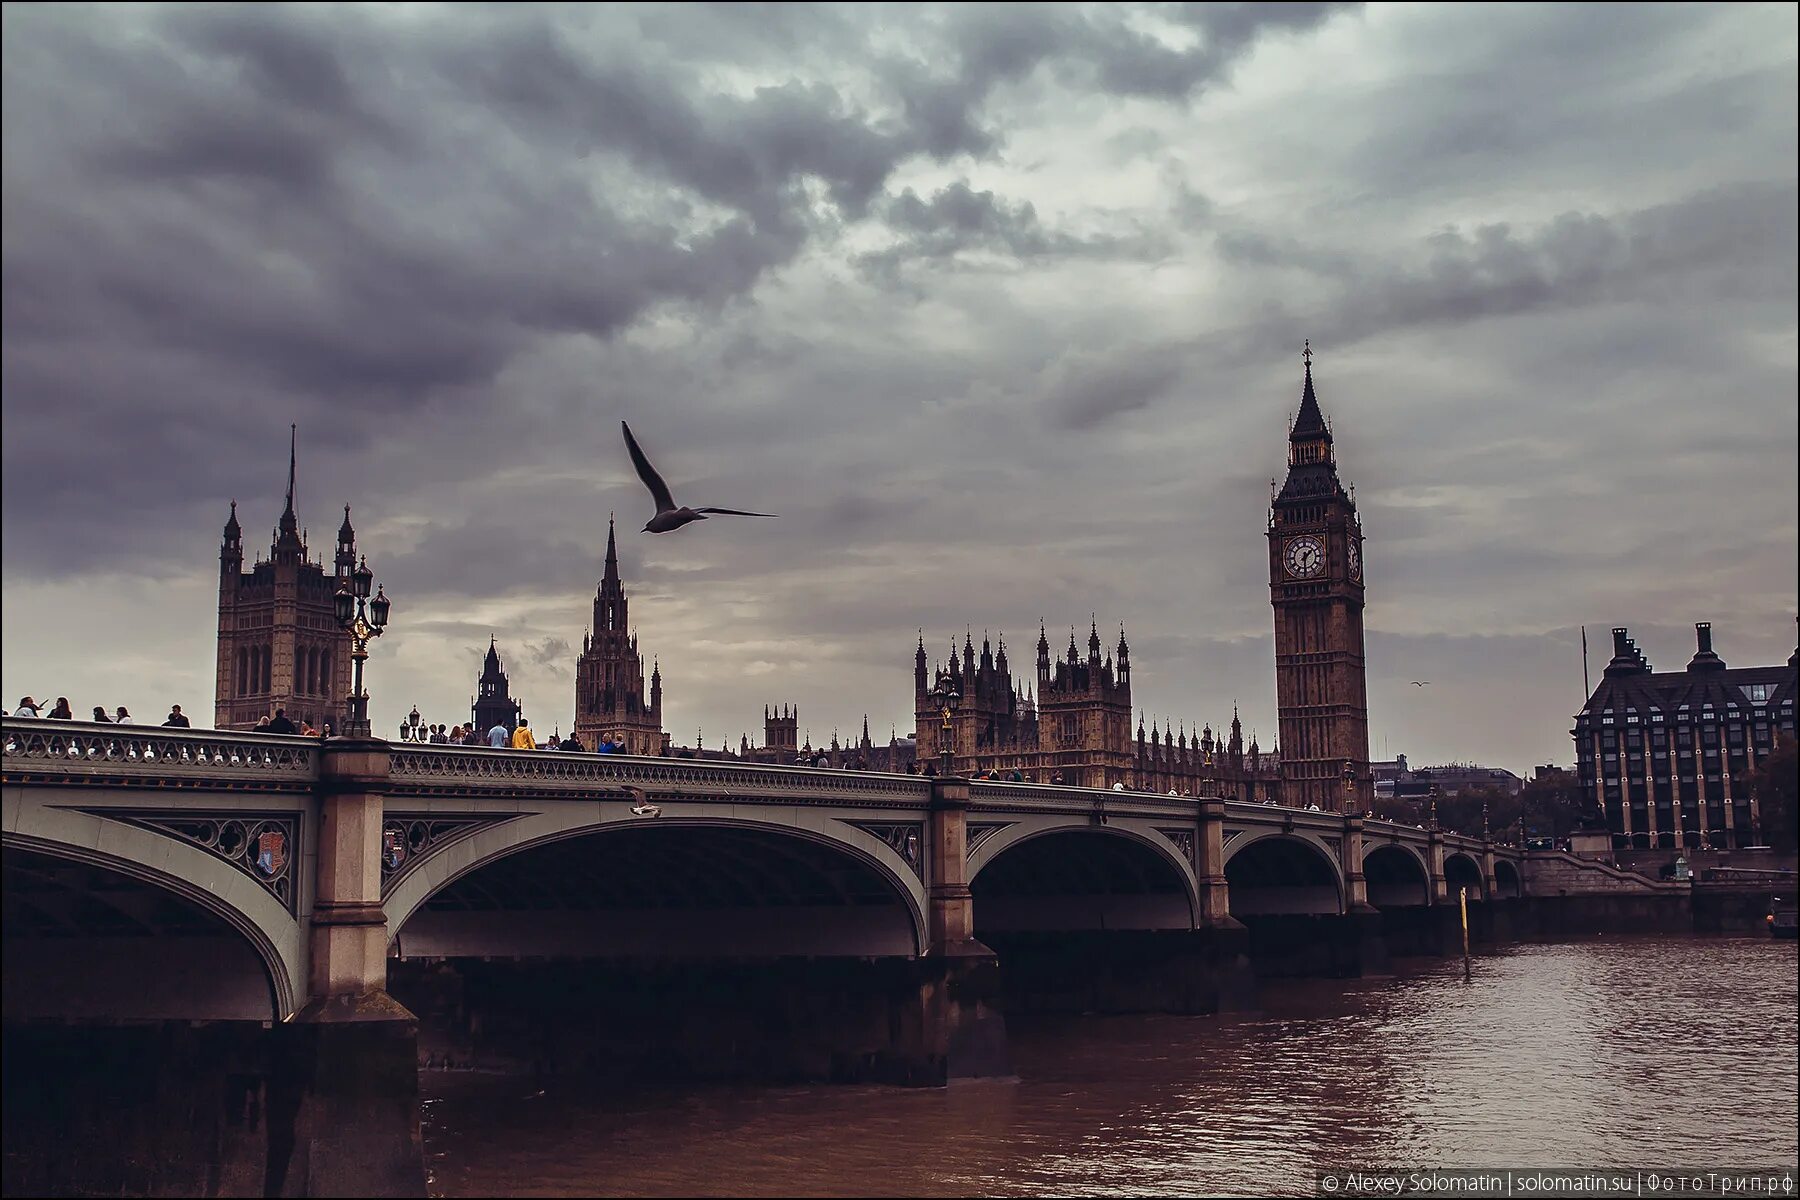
[114,706,131,724]
[161,705,190,727]
[487,721,509,748]
[16,697,42,717]
[46,698,73,720]
[91,707,113,723]
[511,719,536,750]
[266,709,297,735]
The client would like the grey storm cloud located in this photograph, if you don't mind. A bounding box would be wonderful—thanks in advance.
[2,3,1794,775]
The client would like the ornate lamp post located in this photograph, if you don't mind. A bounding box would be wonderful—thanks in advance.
[408,706,421,741]
[1428,783,1441,831]
[1340,758,1356,812]
[931,675,960,779]
[1481,793,1491,840]
[332,555,391,739]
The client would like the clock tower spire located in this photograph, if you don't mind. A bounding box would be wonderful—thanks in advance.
[1268,343,1370,813]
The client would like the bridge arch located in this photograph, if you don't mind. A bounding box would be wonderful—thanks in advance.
[385,813,927,958]
[1444,851,1485,899]
[3,835,293,1021]
[1363,842,1431,908]
[1223,832,1344,916]
[1493,858,1521,899]
[968,823,1198,932]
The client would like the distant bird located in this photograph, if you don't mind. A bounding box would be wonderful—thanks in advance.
[621,785,662,818]
[1410,681,1431,687]
[621,421,775,534]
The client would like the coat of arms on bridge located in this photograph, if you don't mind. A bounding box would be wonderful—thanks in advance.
[378,813,521,895]
[76,810,301,914]
[255,830,288,876]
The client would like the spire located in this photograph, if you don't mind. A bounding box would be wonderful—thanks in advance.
[603,513,620,587]
[282,423,297,522]
[1290,341,1331,444]
[483,635,501,675]
[223,499,241,539]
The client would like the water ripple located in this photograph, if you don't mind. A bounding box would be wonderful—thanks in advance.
[423,937,1798,1197]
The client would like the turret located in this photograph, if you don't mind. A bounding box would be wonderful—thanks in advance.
[1116,625,1131,684]
[221,500,243,573]
[335,504,356,583]
[650,658,662,714]
[1037,621,1052,690]
[1087,616,1102,665]
[915,631,928,694]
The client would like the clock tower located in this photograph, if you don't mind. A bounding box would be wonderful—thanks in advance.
[1268,344,1370,814]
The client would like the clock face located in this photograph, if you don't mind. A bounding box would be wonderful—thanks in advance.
[1347,539,1361,581]
[1283,535,1325,579]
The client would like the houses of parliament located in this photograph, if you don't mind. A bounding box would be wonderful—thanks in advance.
[214,350,1374,810]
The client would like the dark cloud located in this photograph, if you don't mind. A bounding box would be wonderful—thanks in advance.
[2,3,1794,773]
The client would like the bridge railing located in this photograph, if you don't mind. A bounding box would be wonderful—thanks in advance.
[966,779,1202,819]
[386,744,933,805]
[1,717,317,789]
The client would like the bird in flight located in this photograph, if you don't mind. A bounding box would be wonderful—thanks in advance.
[622,421,775,534]
[1410,681,1431,687]
[621,785,662,818]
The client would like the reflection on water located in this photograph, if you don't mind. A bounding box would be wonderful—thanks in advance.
[421,937,1799,1197]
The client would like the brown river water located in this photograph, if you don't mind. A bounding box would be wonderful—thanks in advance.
[420,936,1799,1197]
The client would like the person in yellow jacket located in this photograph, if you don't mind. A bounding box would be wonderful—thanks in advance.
[511,718,536,750]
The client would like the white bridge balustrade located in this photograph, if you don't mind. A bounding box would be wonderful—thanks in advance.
[2,716,1549,1022]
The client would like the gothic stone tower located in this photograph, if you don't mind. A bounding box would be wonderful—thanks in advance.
[1268,345,1370,813]
[215,426,356,732]
[471,637,523,735]
[573,516,666,754]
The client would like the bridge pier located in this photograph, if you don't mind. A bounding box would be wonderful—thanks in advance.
[923,777,1011,1081]
[268,740,424,1199]
[1426,829,1449,903]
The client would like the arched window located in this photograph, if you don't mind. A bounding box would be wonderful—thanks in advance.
[321,650,333,697]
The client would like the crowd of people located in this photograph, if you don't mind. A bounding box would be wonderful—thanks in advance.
[8,697,193,727]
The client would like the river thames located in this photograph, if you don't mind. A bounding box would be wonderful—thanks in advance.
[420,936,1798,1197]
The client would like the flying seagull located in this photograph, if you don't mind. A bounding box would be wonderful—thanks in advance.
[1410,681,1431,686]
[621,421,775,534]
[620,785,662,818]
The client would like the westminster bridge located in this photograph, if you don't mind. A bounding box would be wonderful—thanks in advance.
[2,718,1685,1197]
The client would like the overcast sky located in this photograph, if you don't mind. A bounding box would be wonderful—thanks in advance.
[3,3,1795,770]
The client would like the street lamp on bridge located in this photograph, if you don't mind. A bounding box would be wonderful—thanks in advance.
[930,675,959,779]
[1428,783,1441,831]
[332,555,391,740]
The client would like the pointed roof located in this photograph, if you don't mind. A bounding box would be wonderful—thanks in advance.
[281,424,298,522]
[602,513,620,587]
[338,503,355,542]
[223,499,241,538]
[1290,342,1331,444]
[483,635,501,675]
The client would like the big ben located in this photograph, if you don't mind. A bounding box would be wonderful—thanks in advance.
[1268,343,1370,814]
